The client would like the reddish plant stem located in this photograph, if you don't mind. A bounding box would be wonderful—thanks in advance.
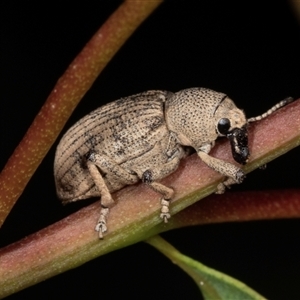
[0,99,299,297]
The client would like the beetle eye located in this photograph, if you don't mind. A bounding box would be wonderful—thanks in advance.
[217,118,231,134]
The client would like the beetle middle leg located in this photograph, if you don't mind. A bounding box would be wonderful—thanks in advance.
[86,151,139,238]
[139,147,184,223]
[142,169,174,223]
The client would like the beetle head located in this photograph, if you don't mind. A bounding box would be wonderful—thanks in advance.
[215,99,249,165]
[165,88,250,165]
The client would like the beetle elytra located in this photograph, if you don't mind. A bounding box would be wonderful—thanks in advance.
[54,88,292,238]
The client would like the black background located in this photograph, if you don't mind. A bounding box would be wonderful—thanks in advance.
[1,1,300,299]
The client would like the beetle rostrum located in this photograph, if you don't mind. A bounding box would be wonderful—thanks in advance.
[54,88,292,238]
[227,126,249,165]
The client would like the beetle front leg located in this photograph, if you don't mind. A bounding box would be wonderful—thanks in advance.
[197,150,245,193]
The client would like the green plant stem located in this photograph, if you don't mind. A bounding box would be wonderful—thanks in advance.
[146,236,267,300]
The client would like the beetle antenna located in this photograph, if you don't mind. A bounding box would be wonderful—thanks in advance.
[248,97,293,123]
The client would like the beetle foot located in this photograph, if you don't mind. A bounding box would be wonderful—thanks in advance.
[235,170,246,184]
[160,199,171,223]
[216,171,246,194]
[216,182,226,194]
[95,207,109,239]
[216,177,235,194]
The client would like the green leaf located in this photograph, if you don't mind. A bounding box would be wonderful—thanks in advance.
[146,235,266,300]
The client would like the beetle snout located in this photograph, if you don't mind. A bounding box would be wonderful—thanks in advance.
[227,126,249,165]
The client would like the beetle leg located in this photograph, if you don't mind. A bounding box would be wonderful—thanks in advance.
[95,206,109,239]
[88,152,139,186]
[142,171,174,223]
[197,151,245,193]
[141,148,182,223]
[166,132,180,158]
[86,161,112,238]
[86,152,139,238]
[151,181,174,223]
[86,160,113,207]
[215,177,237,194]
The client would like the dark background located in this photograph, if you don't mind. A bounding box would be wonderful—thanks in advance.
[1,1,300,299]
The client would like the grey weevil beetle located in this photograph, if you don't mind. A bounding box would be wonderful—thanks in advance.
[54,88,292,238]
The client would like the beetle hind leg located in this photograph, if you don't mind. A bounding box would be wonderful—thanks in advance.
[86,159,113,239]
[86,151,140,238]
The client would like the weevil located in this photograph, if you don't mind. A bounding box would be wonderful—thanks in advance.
[54,88,292,238]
